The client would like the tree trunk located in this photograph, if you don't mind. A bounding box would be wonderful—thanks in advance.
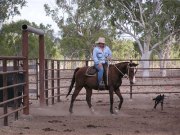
[159,50,166,76]
[160,41,172,76]
[141,51,151,76]
[0,21,3,32]
[140,38,152,77]
[159,40,173,76]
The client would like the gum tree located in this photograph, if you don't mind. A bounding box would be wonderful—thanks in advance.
[103,0,180,76]
[0,0,26,30]
[44,0,115,59]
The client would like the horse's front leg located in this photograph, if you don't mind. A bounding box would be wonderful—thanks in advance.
[109,87,114,114]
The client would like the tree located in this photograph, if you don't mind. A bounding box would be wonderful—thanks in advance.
[44,0,180,69]
[0,20,58,58]
[112,39,139,59]
[0,0,26,29]
[44,0,115,59]
[102,0,180,76]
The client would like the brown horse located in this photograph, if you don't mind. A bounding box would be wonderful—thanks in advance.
[66,61,138,114]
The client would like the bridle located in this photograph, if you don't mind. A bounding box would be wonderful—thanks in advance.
[113,62,137,79]
[106,62,129,85]
[113,63,129,79]
[106,61,137,85]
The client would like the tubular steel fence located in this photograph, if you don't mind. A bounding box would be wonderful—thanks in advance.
[0,58,180,126]
[0,56,28,126]
[0,24,44,126]
[44,59,180,105]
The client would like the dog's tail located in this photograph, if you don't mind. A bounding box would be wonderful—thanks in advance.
[66,67,80,97]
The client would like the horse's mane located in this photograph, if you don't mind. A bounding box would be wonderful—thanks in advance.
[111,62,129,66]
[118,62,129,64]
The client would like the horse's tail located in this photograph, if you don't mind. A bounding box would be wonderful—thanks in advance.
[66,67,80,97]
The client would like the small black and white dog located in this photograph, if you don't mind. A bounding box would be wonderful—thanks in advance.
[153,94,165,110]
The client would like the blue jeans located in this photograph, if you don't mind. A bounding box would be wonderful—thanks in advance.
[94,64,104,84]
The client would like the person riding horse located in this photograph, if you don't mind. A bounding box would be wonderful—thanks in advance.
[93,37,112,89]
[66,61,138,114]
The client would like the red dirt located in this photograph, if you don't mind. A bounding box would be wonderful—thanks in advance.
[1,93,180,135]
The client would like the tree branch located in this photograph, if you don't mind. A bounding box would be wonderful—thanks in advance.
[137,1,145,28]
[117,1,144,28]
[151,29,180,50]
[116,21,143,53]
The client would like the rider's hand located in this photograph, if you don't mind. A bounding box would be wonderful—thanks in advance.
[106,56,111,61]
[98,63,103,68]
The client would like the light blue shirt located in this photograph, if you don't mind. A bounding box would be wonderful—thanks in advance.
[93,46,112,65]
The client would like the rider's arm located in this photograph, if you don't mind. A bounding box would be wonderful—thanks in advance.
[106,46,112,59]
[93,47,99,65]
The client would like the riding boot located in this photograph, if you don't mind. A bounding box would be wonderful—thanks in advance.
[98,81,105,90]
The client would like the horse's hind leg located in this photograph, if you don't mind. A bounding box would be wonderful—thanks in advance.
[114,88,123,110]
[69,86,83,113]
[109,87,114,114]
[85,87,94,113]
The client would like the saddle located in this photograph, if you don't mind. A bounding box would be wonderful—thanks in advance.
[86,65,108,89]
[85,66,97,76]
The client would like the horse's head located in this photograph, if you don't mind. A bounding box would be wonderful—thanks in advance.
[127,62,138,84]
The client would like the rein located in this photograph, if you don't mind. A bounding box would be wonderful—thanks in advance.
[113,63,129,79]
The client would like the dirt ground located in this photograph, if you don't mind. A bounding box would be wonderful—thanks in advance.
[0,92,180,135]
[1,68,180,135]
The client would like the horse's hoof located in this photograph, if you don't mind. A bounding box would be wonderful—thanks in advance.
[115,108,119,114]
[69,109,73,114]
[90,107,95,114]
[111,113,117,116]
[110,111,114,114]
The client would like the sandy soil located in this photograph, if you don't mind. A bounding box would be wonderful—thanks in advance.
[0,93,180,135]
[0,69,180,135]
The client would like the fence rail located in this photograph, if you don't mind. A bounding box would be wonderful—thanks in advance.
[1,58,179,125]
[42,59,180,105]
[0,56,27,126]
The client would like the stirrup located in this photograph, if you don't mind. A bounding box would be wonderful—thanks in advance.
[98,81,105,90]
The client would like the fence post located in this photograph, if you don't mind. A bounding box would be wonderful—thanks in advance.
[39,35,45,106]
[22,30,29,115]
[22,24,45,106]
[51,60,54,104]
[13,60,18,120]
[130,84,133,99]
[3,59,8,126]
[57,61,60,102]
[85,60,88,66]
[35,58,39,99]
[45,60,48,105]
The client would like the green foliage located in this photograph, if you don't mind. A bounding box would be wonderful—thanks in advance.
[171,44,180,58]
[59,36,85,58]
[0,20,59,58]
[0,0,26,22]
[44,0,116,59]
[44,0,180,60]
[0,20,29,56]
[108,0,180,61]
[112,40,140,60]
